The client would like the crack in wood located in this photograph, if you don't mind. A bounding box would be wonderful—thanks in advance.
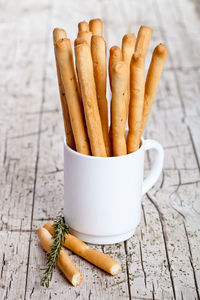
[142,204,147,228]
[181,290,184,300]
[152,281,155,300]
[183,222,200,300]
[47,168,63,174]
[139,240,147,288]
[3,135,8,165]
[124,241,132,300]
[163,144,189,150]
[147,193,177,300]
[165,65,200,72]
[187,126,200,173]
[160,172,165,189]
[8,127,48,140]
[26,108,59,115]
[170,206,186,220]
[29,287,34,298]
[88,290,92,300]
[1,253,5,279]
[171,180,200,187]
[0,229,36,233]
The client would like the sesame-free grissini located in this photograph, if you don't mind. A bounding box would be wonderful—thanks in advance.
[75,43,107,157]
[38,227,83,286]
[122,33,136,115]
[108,46,123,153]
[91,35,111,156]
[43,222,122,276]
[78,21,89,33]
[89,18,103,36]
[135,25,152,59]
[74,38,87,47]
[140,43,168,135]
[111,61,128,156]
[109,46,123,90]
[53,28,75,150]
[77,31,92,47]
[55,38,90,155]
[127,53,145,153]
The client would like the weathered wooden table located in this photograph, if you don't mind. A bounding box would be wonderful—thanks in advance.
[1,0,200,299]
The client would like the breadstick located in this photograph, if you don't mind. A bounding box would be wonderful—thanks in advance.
[53,28,75,150]
[44,222,121,275]
[74,37,87,47]
[135,25,152,59]
[111,62,128,156]
[141,43,168,135]
[38,227,83,286]
[108,46,123,154]
[122,34,136,64]
[74,38,88,95]
[91,35,111,156]
[127,53,145,153]
[78,21,89,33]
[109,46,123,90]
[122,33,136,114]
[55,38,90,155]
[75,43,107,157]
[89,18,103,35]
[77,31,92,47]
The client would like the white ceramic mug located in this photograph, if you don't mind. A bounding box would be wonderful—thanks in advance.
[64,138,164,245]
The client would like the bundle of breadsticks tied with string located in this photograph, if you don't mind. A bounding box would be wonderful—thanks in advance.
[54,19,168,157]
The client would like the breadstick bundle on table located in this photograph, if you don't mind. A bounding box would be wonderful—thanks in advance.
[54,20,168,157]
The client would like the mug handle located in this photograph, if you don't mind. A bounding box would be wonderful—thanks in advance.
[142,139,164,196]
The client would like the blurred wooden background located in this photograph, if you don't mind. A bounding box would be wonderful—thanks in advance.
[0,0,200,299]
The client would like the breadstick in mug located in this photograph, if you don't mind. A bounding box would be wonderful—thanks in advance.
[53,28,75,150]
[108,46,123,153]
[109,46,123,90]
[74,38,87,47]
[122,33,136,114]
[135,25,152,59]
[78,21,89,33]
[75,43,107,157]
[127,53,145,153]
[91,35,111,156]
[55,38,90,155]
[111,62,128,156]
[44,222,121,276]
[77,31,92,47]
[141,43,168,134]
[89,18,103,35]
[38,227,83,286]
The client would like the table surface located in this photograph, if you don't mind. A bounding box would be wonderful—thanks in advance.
[1,0,200,299]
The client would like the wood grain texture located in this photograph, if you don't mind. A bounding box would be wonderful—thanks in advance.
[0,0,200,299]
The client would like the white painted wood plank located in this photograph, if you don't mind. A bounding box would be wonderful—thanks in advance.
[0,0,200,299]
[124,0,200,299]
[23,0,200,298]
[0,0,49,299]
[0,231,30,300]
[0,0,49,231]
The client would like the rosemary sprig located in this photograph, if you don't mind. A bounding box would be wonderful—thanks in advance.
[41,215,69,288]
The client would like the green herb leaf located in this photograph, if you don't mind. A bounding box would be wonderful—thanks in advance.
[40,215,69,288]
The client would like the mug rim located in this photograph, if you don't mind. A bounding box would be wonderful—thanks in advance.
[64,137,144,160]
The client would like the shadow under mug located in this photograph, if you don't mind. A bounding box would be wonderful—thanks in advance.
[64,138,164,245]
